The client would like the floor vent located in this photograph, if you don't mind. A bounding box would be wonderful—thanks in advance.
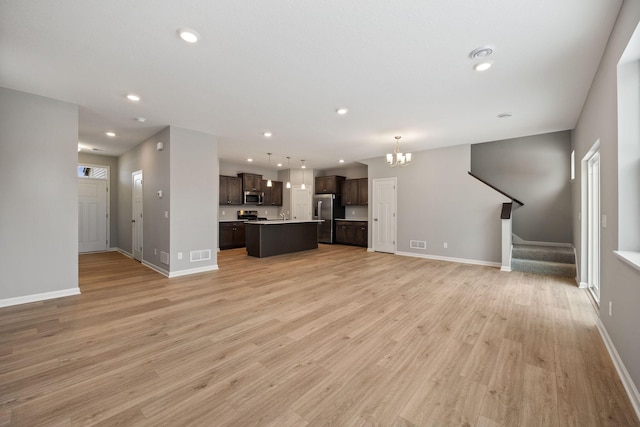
[190,249,211,262]
[410,240,427,250]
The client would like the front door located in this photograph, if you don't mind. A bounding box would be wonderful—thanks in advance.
[132,171,143,262]
[372,178,396,253]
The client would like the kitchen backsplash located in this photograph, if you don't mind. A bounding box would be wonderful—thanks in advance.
[219,205,281,220]
[343,206,368,220]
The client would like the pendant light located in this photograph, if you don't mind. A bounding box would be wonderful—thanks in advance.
[301,160,306,190]
[266,153,273,187]
[286,157,291,189]
[386,136,412,167]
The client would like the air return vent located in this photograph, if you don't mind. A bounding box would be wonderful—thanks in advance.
[190,249,211,262]
[410,240,427,250]
[160,251,169,265]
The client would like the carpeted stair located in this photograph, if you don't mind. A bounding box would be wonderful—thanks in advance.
[511,244,576,277]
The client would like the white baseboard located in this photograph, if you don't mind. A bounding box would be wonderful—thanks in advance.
[142,261,169,277]
[367,247,374,252]
[115,248,133,258]
[597,319,640,420]
[169,265,219,278]
[395,251,501,268]
[500,266,512,272]
[0,287,81,308]
[579,281,588,289]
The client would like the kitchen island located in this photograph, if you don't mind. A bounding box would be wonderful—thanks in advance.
[245,220,323,258]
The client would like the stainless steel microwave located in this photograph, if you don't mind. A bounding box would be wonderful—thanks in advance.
[243,191,263,205]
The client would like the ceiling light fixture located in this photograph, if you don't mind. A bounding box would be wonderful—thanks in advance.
[263,132,272,138]
[386,136,412,167]
[135,117,146,123]
[497,112,513,118]
[247,158,253,162]
[177,28,199,43]
[266,153,273,188]
[301,160,306,190]
[339,159,345,163]
[277,163,283,167]
[469,46,494,59]
[474,61,492,71]
[286,157,292,189]
[126,94,141,102]
[105,131,116,137]
[336,108,349,115]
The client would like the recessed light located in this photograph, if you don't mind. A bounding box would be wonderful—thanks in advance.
[474,61,492,72]
[277,163,283,167]
[339,159,345,163]
[247,158,253,162]
[177,28,199,43]
[135,117,146,123]
[336,108,349,115]
[105,131,116,137]
[263,132,272,138]
[126,94,141,102]
[497,112,513,118]
[469,46,494,59]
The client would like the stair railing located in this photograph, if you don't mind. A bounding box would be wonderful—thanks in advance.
[468,172,524,272]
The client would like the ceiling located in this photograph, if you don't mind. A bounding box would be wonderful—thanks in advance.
[0,0,622,170]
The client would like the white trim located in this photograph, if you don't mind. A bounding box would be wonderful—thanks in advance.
[395,251,501,268]
[512,233,573,247]
[116,247,133,258]
[500,266,512,272]
[169,265,219,278]
[367,247,374,252]
[108,247,119,252]
[579,281,589,289]
[142,260,169,277]
[614,250,640,272]
[597,319,640,420]
[0,288,80,308]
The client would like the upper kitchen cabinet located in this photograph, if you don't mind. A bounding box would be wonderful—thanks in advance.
[219,175,242,205]
[341,178,368,206]
[239,173,263,192]
[262,180,283,206]
[315,175,345,194]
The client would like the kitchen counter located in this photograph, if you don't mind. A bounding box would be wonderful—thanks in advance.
[245,220,322,258]
[336,218,368,222]
[249,219,324,225]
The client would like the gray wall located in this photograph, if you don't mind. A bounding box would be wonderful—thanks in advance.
[118,127,171,272]
[169,127,218,272]
[471,131,573,243]
[0,88,79,300]
[572,0,640,394]
[365,144,509,263]
[78,152,119,247]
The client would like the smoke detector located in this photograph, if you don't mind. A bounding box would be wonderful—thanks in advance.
[469,46,494,59]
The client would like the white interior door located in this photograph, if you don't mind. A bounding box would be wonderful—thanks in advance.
[373,178,396,253]
[78,178,107,252]
[291,187,312,220]
[587,152,601,302]
[132,171,143,262]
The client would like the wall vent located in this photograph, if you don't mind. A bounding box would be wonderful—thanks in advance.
[160,251,170,265]
[190,249,212,262]
[410,240,427,250]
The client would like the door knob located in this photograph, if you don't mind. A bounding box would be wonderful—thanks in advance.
[374,218,378,221]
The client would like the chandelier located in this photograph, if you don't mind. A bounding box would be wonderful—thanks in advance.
[386,136,412,167]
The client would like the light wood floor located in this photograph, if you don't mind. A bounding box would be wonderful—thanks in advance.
[1,246,638,426]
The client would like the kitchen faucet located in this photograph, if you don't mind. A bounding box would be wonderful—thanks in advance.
[279,213,286,221]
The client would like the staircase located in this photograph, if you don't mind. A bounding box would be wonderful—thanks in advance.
[511,244,576,278]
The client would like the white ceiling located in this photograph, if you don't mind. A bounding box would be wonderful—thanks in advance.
[0,0,622,170]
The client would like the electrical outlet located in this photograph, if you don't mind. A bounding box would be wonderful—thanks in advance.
[154,248,157,255]
[602,214,607,228]
[443,242,448,249]
[178,252,183,260]
[609,301,612,316]
[164,211,169,219]
[352,210,355,215]
[222,211,225,216]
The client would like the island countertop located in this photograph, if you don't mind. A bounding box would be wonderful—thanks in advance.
[248,219,324,225]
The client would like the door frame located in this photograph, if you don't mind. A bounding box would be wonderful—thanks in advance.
[580,140,600,303]
[77,163,110,252]
[132,170,143,262]
[372,177,397,254]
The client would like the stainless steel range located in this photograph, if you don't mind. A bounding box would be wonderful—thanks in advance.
[237,210,267,221]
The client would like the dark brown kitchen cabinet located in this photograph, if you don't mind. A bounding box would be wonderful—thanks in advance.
[238,173,263,192]
[315,175,345,194]
[341,180,359,205]
[357,178,368,205]
[340,178,368,206]
[219,175,242,205]
[262,180,283,206]
[335,220,368,247]
[219,221,246,249]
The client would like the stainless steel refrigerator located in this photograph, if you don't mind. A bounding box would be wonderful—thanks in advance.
[313,194,345,244]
